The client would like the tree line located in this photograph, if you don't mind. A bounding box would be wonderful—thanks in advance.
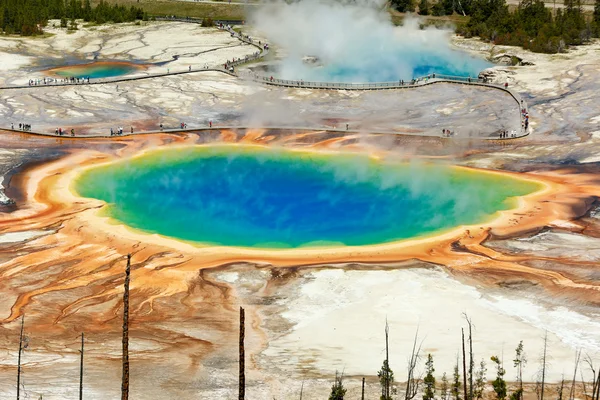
[392,0,600,53]
[0,0,147,36]
[329,315,600,400]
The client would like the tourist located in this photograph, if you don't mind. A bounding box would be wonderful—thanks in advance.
[11,123,14,129]
[504,82,508,89]
[59,127,62,135]
[189,65,192,72]
[209,120,212,128]
[131,127,133,134]
[55,128,58,135]
[346,124,349,131]
[19,123,22,130]
[160,123,163,131]
[110,128,114,136]
[71,128,75,136]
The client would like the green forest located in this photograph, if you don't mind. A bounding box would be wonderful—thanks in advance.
[394,0,600,53]
[0,0,147,35]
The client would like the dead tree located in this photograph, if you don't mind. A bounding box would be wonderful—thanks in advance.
[17,315,25,400]
[362,377,365,400]
[405,328,423,400]
[79,332,84,400]
[462,328,468,400]
[121,254,131,400]
[540,331,548,400]
[239,306,245,400]
[385,320,391,399]
[463,314,474,400]
[569,350,582,400]
[300,380,304,400]
[588,355,600,400]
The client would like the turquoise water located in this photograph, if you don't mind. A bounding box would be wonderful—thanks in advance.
[318,51,492,82]
[74,146,539,248]
[283,49,493,83]
[51,62,141,79]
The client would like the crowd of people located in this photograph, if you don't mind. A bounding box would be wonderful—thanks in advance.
[11,123,31,131]
[54,127,75,136]
[110,127,134,136]
[28,76,90,86]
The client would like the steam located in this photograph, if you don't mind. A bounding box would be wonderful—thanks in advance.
[250,0,491,82]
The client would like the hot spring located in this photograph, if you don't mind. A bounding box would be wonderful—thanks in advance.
[73,146,539,248]
[46,61,145,79]
[252,4,493,82]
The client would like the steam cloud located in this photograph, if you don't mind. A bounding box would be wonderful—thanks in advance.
[250,0,491,82]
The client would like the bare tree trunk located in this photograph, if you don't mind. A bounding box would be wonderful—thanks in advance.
[467,318,473,400]
[299,380,303,400]
[385,320,390,399]
[581,369,588,400]
[569,350,582,400]
[405,329,422,400]
[362,377,365,400]
[17,315,24,400]
[121,254,131,400]
[80,332,84,400]
[594,369,600,400]
[239,306,245,400]
[462,328,468,400]
[541,331,548,400]
[595,369,600,400]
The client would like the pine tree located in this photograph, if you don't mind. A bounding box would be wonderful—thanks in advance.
[453,361,462,400]
[378,360,394,400]
[491,356,507,400]
[510,341,526,400]
[594,0,600,35]
[418,0,430,15]
[441,373,450,400]
[474,359,487,400]
[329,371,346,400]
[423,354,436,400]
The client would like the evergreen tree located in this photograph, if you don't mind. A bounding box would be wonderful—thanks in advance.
[418,0,430,15]
[594,0,600,34]
[490,356,507,400]
[473,359,487,400]
[378,359,395,400]
[441,372,450,400]
[391,0,416,12]
[510,341,526,400]
[0,0,145,35]
[423,354,436,400]
[329,371,347,400]
[452,361,462,400]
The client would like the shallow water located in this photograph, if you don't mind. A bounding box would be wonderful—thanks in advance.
[48,61,142,79]
[74,146,539,248]
[297,48,493,82]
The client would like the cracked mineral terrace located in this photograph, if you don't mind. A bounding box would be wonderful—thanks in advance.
[0,19,599,400]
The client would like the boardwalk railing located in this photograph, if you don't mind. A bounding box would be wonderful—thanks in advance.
[1,17,529,140]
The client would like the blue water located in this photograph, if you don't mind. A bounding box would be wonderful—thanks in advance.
[51,62,141,79]
[74,146,539,248]
[324,52,491,82]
